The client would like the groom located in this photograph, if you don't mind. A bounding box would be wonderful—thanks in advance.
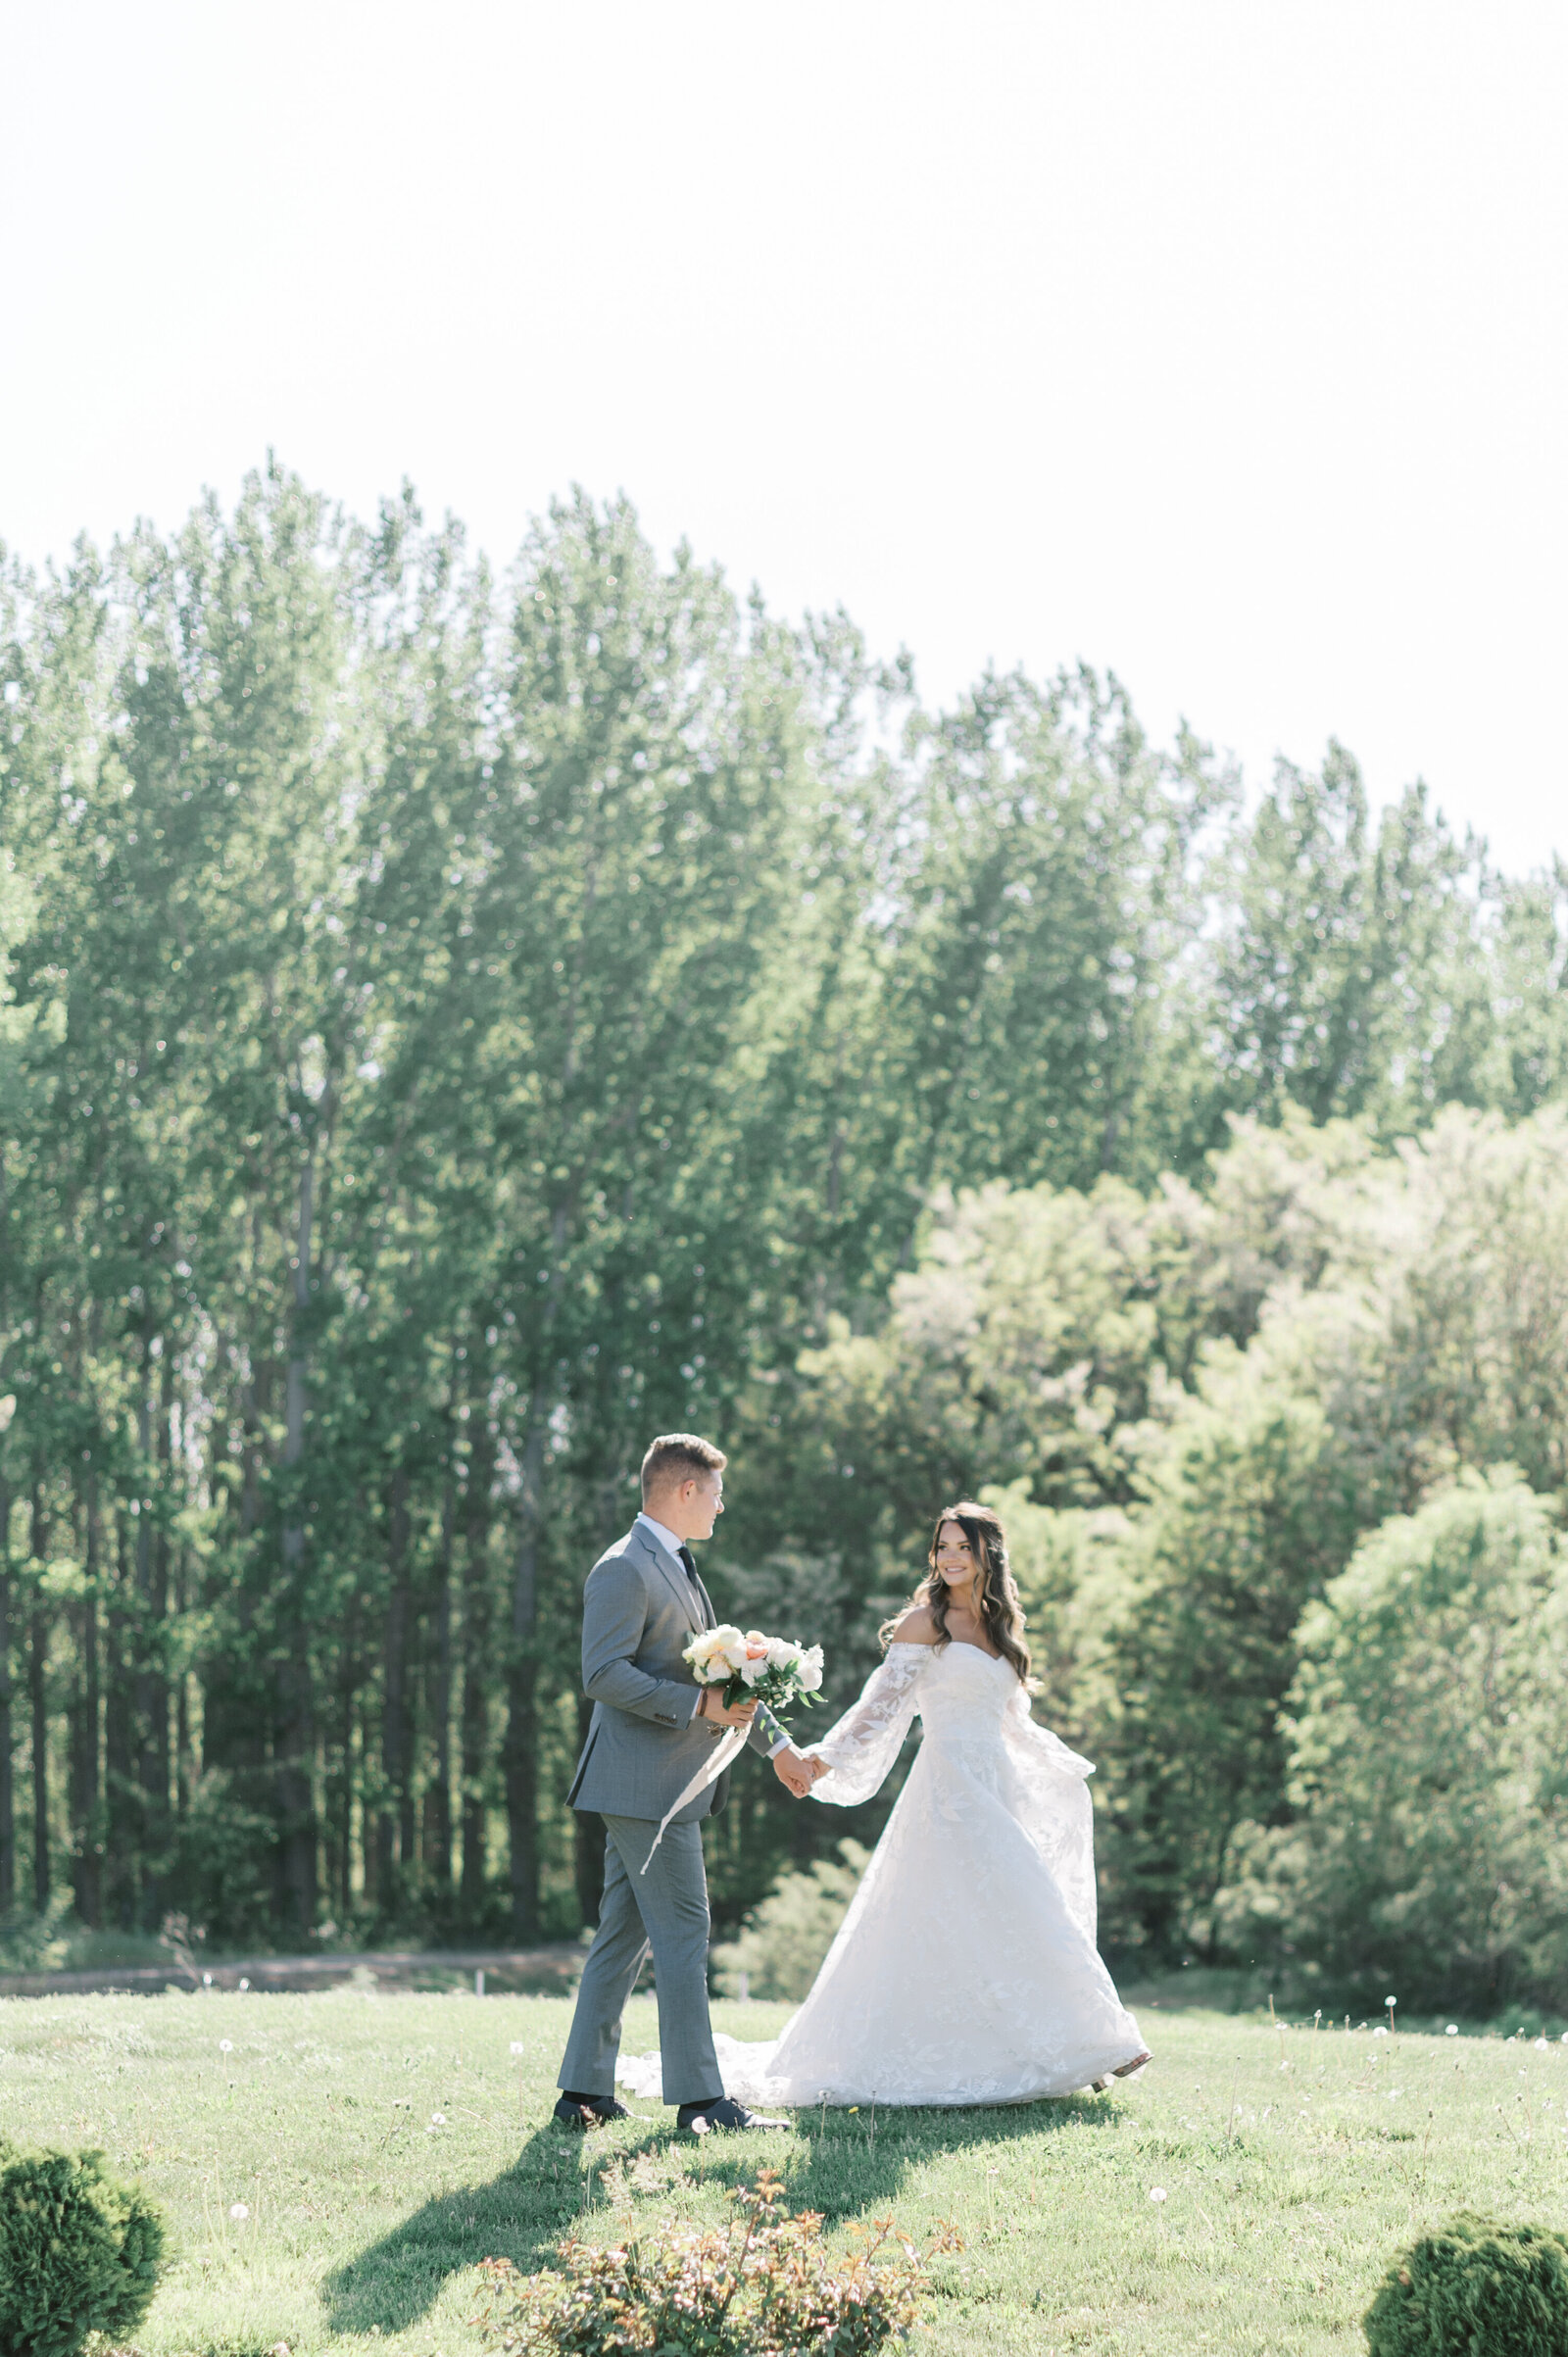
[553,1432,807,2135]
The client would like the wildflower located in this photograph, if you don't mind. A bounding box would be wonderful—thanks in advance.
[1149,2187,1167,2203]
[1535,2038,1549,2050]
[238,1977,250,1990]
[1446,2025,1459,2037]
[1372,2026,1389,2038]
[229,2202,250,2221]
[510,2040,525,2056]
[430,2112,448,2127]
[220,2038,233,2053]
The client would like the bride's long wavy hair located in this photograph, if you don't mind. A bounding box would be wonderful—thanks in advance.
[881,1500,1032,1686]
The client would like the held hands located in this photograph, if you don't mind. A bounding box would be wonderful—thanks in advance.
[772,1745,828,1798]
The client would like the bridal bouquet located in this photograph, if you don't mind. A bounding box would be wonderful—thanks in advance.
[684,1625,825,1718]
[642,1627,827,1872]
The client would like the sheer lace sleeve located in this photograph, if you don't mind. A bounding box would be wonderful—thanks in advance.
[1001,1685,1099,1940]
[803,1645,930,1807]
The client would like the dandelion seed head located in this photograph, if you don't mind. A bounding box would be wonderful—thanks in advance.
[1446,2026,1459,2036]
[219,2039,233,2053]
[228,2202,249,2221]
[1149,2187,1167,2203]
[1535,2038,1549,2050]
[430,2112,447,2126]
[510,2041,525,2056]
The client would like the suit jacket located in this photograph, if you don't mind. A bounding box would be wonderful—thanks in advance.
[566,1520,781,1824]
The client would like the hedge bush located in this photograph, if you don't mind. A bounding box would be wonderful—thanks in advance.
[1364,2212,1568,2356]
[0,2136,166,2357]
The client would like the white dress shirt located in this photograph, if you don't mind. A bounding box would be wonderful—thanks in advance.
[635,1510,790,1755]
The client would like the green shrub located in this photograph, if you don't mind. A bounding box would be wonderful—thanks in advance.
[1213,1469,1568,2012]
[473,2169,958,2356]
[0,2136,166,2357]
[1363,2213,1568,2356]
[711,1841,869,2001]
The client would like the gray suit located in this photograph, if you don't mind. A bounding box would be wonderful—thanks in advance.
[558,1519,781,2106]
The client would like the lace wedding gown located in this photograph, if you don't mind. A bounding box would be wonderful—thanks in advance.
[617,1641,1147,2108]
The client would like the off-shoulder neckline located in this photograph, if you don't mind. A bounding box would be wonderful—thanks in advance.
[889,1636,1007,1664]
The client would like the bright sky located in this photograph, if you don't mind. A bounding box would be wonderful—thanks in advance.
[4,2,1565,872]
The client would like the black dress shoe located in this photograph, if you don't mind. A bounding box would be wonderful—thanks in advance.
[676,2095,789,2135]
[553,2092,630,2130]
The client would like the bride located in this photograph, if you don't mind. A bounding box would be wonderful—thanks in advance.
[619,1500,1151,2110]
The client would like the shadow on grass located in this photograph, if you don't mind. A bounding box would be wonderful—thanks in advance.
[322,2094,1117,2336]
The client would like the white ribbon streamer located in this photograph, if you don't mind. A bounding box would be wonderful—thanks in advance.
[640,1722,750,1874]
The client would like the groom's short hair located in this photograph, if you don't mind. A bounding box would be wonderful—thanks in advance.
[641,1433,726,1500]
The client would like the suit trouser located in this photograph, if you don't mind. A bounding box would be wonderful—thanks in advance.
[557,1812,720,2106]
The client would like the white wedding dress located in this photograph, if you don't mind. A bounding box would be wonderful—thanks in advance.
[617,1640,1147,2108]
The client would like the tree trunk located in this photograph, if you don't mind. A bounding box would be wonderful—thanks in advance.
[0,1472,14,1911]
[572,1691,605,1931]
[132,1355,170,1927]
[105,1513,135,1929]
[27,1605,50,1910]
[28,1481,50,1910]
[174,1545,192,1820]
[71,1470,103,1926]
[459,1403,495,1917]
[504,1411,544,1941]
[276,1155,318,1931]
[376,1469,412,1910]
[423,1467,455,1899]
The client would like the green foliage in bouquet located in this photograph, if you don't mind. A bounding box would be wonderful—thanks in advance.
[1363,2213,1568,2357]
[0,2136,167,2357]
[472,2168,958,2357]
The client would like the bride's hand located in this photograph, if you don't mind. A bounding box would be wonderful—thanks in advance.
[772,1746,817,1797]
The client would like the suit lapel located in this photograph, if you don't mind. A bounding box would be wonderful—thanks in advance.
[634,1522,706,1635]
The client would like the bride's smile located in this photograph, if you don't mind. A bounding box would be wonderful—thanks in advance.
[931,1520,1002,1654]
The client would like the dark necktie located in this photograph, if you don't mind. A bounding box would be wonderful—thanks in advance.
[676,1543,710,1621]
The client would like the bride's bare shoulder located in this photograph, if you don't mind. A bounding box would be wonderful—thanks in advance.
[887,1605,940,1646]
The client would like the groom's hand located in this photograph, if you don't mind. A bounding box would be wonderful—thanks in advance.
[772,1746,816,1797]
[697,1687,759,1730]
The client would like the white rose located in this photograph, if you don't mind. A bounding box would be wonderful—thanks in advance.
[795,1646,824,1693]
[764,1637,801,1669]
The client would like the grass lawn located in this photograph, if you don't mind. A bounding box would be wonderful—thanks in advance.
[3,1989,1566,2356]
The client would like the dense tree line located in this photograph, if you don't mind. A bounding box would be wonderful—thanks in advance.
[2,462,1567,1996]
